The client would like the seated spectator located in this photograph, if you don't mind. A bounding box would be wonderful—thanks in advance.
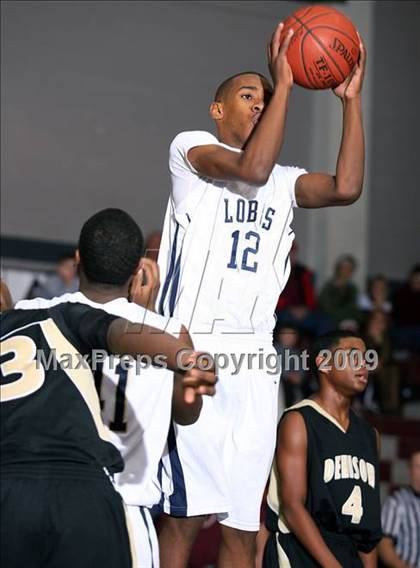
[274,326,312,408]
[26,253,78,299]
[318,254,360,330]
[391,264,420,352]
[379,450,420,568]
[359,274,392,314]
[276,242,332,336]
[363,310,400,414]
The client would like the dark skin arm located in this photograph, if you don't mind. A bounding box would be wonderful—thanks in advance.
[378,537,414,568]
[171,325,217,425]
[277,412,342,568]
[293,36,367,208]
[107,319,216,404]
[188,22,294,186]
[191,26,366,208]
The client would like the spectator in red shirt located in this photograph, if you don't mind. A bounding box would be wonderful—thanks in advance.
[276,242,332,336]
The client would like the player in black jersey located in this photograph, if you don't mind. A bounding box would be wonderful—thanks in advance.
[263,330,382,568]
[0,302,216,568]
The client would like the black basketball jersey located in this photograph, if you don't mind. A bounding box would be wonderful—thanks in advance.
[1,304,123,473]
[267,399,382,564]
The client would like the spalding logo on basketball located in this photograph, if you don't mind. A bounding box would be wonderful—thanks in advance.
[281,5,360,90]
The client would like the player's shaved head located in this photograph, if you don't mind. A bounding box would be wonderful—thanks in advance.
[214,71,272,102]
[78,208,144,286]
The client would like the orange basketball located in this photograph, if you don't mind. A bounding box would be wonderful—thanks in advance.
[281,5,360,90]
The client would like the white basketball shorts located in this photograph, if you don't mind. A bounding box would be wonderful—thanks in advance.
[160,336,280,531]
[125,505,159,568]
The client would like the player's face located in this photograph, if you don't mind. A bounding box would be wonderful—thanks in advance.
[218,74,273,146]
[323,337,369,397]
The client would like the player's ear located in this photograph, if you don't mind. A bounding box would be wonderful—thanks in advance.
[210,102,224,121]
[315,353,331,377]
[74,250,81,266]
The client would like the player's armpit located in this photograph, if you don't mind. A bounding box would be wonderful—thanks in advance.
[295,172,359,208]
[188,144,266,186]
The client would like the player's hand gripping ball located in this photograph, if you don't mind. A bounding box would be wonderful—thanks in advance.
[281,5,360,89]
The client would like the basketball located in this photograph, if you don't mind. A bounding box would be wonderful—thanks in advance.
[281,5,360,90]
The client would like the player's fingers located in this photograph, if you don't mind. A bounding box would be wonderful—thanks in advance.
[358,39,366,72]
[267,41,272,63]
[183,370,217,388]
[151,259,160,289]
[279,28,294,57]
[271,22,283,57]
[142,257,160,289]
[129,268,144,301]
[183,386,196,404]
[189,351,215,371]
[197,385,216,397]
[140,258,159,289]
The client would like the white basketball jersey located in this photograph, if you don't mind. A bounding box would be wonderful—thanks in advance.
[16,292,181,507]
[158,131,307,339]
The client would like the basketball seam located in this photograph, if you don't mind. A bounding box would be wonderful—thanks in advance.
[310,24,359,50]
[292,14,346,83]
[295,6,315,24]
[300,33,317,89]
[287,9,337,89]
[287,10,336,35]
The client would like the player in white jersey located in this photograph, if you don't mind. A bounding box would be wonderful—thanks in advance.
[17,208,217,568]
[157,23,367,568]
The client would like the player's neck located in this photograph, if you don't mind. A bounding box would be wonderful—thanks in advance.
[313,389,351,429]
[217,127,244,149]
[79,276,129,304]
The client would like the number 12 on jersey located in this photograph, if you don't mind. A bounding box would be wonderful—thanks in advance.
[227,230,260,273]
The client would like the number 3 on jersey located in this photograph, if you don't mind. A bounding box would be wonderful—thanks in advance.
[1,336,45,401]
[227,230,260,273]
[342,485,363,524]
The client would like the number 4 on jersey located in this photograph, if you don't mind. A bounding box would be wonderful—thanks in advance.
[342,485,363,524]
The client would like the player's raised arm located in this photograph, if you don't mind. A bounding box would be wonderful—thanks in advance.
[295,37,367,208]
[187,23,294,186]
[277,412,343,568]
[107,318,216,405]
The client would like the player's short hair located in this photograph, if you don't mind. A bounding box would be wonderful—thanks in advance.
[78,208,144,286]
[214,71,272,102]
[309,330,364,379]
